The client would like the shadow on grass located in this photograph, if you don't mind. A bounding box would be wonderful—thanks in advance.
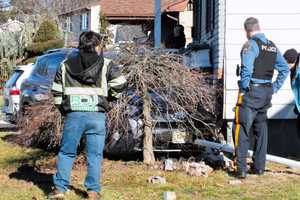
[9,165,53,194]
[9,165,88,198]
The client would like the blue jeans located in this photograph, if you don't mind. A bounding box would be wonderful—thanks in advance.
[53,112,106,192]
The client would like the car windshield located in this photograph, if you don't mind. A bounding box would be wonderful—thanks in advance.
[5,70,23,88]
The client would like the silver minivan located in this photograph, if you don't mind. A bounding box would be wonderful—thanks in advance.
[2,64,34,122]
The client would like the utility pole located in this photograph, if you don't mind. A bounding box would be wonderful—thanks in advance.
[154,0,161,48]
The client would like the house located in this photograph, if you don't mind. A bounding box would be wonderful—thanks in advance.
[59,0,193,46]
[193,0,300,156]
[58,3,101,46]
[101,0,193,45]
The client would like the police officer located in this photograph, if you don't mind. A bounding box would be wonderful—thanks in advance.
[233,17,289,179]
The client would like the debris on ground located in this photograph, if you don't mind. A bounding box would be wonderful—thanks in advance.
[204,147,234,171]
[148,176,167,184]
[228,179,242,185]
[183,161,213,177]
[164,159,175,171]
[163,191,176,200]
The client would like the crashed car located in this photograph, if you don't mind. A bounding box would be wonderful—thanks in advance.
[20,48,198,154]
[20,49,77,107]
[105,90,196,155]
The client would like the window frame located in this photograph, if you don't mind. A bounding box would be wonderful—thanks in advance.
[80,13,89,31]
[206,0,215,34]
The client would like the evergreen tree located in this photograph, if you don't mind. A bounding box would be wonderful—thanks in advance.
[26,19,64,55]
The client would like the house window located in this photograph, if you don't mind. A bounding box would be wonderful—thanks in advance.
[67,16,73,32]
[70,21,73,32]
[65,16,73,32]
[80,13,88,31]
[206,0,215,34]
[192,0,202,42]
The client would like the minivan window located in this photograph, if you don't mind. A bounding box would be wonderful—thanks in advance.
[34,57,48,77]
[47,54,66,81]
[5,70,23,88]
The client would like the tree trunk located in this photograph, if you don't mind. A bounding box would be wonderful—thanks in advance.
[142,91,155,165]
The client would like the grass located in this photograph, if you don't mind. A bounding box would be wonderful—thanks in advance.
[0,132,300,200]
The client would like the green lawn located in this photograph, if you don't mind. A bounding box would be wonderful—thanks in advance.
[0,133,300,200]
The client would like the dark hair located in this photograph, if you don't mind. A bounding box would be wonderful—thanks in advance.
[175,24,185,34]
[283,48,298,64]
[78,31,102,53]
[291,56,300,80]
[283,48,299,80]
[244,17,260,32]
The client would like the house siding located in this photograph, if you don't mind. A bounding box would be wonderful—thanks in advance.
[196,0,225,74]
[60,5,101,46]
[223,0,300,120]
[60,11,91,46]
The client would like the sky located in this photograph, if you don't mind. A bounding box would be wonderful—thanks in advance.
[0,0,11,9]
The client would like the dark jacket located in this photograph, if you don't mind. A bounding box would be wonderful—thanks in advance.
[51,50,127,114]
[165,34,186,49]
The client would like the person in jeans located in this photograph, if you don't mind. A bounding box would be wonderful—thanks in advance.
[232,17,289,179]
[283,49,300,137]
[49,31,127,199]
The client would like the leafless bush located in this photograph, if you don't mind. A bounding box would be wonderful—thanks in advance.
[106,45,222,162]
[12,98,62,149]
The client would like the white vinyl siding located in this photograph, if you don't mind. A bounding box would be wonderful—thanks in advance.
[223,0,300,119]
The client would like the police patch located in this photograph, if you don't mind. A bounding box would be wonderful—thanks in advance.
[242,41,252,54]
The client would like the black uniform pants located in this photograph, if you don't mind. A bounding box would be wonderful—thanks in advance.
[232,84,273,172]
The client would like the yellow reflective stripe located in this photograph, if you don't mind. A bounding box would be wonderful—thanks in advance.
[60,59,111,97]
[52,82,63,92]
[108,75,127,88]
[101,58,110,97]
[114,93,122,99]
[234,93,243,147]
[61,63,66,88]
[54,97,62,104]
[64,87,105,95]
[110,90,122,98]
